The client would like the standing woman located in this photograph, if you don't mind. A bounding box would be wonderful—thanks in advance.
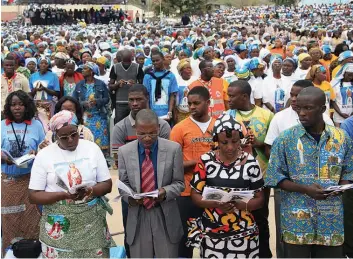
[25,57,38,75]
[95,56,110,85]
[59,59,84,97]
[223,55,238,84]
[188,114,264,258]
[293,53,312,80]
[1,90,45,253]
[38,96,94,150]
[29,56,60,132]
[330,63,353,125]
[174,59,197,123]
[305,64,336,117]
[29,110,114,258]
[73,62,110,156]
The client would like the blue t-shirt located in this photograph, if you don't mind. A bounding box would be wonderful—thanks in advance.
[29,71,60,100]
[143,70,179,117]
[1,119,45,175]
[341,116,353,139]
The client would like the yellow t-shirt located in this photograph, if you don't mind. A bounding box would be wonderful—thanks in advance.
[314,81,336,115]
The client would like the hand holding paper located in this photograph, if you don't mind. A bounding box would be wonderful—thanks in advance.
[114,179,159,202]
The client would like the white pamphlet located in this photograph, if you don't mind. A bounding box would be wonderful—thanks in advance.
[202,186,254,203]
[1,149,35,167]
[114,179,159,201]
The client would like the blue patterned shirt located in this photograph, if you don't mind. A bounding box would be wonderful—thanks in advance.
[265,124,353,246]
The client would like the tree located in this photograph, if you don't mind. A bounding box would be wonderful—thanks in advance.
[153,0,208,16]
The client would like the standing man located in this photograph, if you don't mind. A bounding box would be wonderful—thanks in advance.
[265,87,353,258]
[226,80,273,258]
[189,60,229,118]
[118,109,184,258]
[135,11,140,23]
[264,79,334,259]
[143,52,178,122]
[170,86,216,258]
[1,56,30,112]
[109,49,144,123]
[112,84,171,258]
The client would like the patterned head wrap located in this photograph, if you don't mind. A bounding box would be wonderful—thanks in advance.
[177,58,191,75]
[305,64,326,81]
[246,58,265,71]
[10,43,19,52]
[331,63,353,86]
[235,67,250,80]
[96,56,109,69]
[270,55,283,68]
[212,114,243,140]
[83,61,99,75]
[38,56,51,67]
[338,50,353,62]
[49,110,78,132]
[55,52,70,60]
[283,57,297,69]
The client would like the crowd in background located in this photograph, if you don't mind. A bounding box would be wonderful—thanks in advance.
[1,2,353,258]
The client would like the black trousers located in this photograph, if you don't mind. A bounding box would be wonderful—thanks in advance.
[252,187,272,258]
[284,243,343,258]
[177,196,203,258]
[343,189,353,258]
[121,199,130,258]
[114,103,130,124]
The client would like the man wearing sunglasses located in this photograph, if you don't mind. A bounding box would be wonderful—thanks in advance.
[118,109,184,258]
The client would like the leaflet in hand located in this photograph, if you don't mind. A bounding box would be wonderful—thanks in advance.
[1,149,35,166]
[55,171,95,194]
[324,184,353,192]
[202,186,254,203]
[115,179,159,201]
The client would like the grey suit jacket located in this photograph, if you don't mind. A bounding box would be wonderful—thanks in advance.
[118,137,185,245]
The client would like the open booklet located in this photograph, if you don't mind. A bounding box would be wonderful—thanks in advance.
[1,149,35,167]
[114,179,159,201]
[55,173,95,194]
[324,183,353,193]
[202,186,254,203]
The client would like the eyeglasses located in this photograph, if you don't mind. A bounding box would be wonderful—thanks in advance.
[136,133,158,139]
[57,131,79,141]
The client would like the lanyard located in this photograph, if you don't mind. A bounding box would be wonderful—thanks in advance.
[10,123,28,154]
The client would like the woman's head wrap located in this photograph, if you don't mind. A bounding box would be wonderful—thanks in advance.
[177,58,191,75]
[96,56,109,69]
[338,50,353,62]
[49,110,78,132]
[283,57,297,69]
[246,57,265,71]
[235,67,250,80]
[331,63,353,86]
[25,57,37,67]
[84,61,99,75]
[298,53,311,67]
[305,64,326,81]
[321,45,333,55]
[212,114,243,140]
[38,56,52,68]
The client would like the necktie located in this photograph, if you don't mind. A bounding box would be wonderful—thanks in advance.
[141,149,155,209]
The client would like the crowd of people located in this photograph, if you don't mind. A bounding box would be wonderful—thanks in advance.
[1,2,353,258]
[21,5,131,26]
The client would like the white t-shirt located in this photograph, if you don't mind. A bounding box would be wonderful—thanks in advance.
[190,117,212,134]
[29,140,111,192]
[332,81,353,123]
[248,76,264,104]
[262,76,292,112]
[293,68,310,81]
[51,66,65,78]
[264,106,334,145]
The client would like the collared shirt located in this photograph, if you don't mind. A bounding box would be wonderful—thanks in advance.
[1,73,30,108]
[341,116,353,139]
[138,140,158,190]
[265,124,353,246]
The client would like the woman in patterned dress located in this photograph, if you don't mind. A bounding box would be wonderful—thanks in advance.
[73,62,110,156]
[59,59,84,97]
[188,114,265,258]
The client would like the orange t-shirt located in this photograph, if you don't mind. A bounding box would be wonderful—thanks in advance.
[170,117,216,196]
[270,47,286,59]
[189,77,229,118]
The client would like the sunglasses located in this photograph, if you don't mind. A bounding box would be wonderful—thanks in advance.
[57,131,79,141]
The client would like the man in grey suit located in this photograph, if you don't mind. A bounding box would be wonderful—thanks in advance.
[118,109,185,258]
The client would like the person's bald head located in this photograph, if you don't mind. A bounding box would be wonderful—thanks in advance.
[297,86,326,107]
[121,49,132,63]
[296,87,326,128]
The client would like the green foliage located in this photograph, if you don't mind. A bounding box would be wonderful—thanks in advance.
[153,0,208,16]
